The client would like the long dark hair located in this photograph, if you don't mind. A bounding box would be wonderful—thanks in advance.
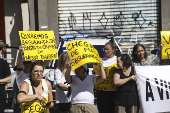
[118,54,132,69]
[57,52,69,72]
[131,44,148,63]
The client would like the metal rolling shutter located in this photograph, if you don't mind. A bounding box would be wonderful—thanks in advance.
[58,0,161,55]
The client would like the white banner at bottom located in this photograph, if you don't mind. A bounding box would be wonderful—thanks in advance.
[135,66,170,113]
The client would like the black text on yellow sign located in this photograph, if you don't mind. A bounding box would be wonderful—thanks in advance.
[161,31,170,60]
[19,31,58,61]
[20,97,49,113]
[66,40,103,70]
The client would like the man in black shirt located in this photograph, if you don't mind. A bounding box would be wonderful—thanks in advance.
[0,40,11,113]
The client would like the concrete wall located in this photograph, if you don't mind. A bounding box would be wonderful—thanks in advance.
[3,0,59,67]
[28,0,59,44]
[4,0,23,67]
[47,0,59,45]
[161,0,170,31]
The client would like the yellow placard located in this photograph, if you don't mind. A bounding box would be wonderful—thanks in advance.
[20,97,49,113]
[19,31,58,61]
[65,40,103,70]
[93,64,101,76]
[161,31,170,60]
[94,62,117,91]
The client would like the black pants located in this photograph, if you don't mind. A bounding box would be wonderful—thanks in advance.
[0,99,6,113]
[97,91,116,113]
[14,99,21,113]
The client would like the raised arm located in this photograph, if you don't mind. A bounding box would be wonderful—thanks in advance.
[16,45,24,75]
[113,73,135,86]
[96,64,106,84]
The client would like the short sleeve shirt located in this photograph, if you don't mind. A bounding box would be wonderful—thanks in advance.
[70,75,97,104]
[133,56,154,66]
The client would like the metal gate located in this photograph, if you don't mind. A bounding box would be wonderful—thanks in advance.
[58,0,161,55]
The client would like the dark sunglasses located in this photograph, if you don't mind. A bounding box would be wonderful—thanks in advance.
[23,61,32,65]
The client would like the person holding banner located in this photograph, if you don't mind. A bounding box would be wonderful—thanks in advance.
[65,62,106,113]
[17,61,54,113]
[132,44,154,66]
[131,44,156,113]
[95,40,118,113]
[53,52,71,113]
[114,54,139,113]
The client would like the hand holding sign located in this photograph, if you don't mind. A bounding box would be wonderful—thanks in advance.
[20,96,49,113]
[161,31,170,60]
[130,75,136,81]
[94,62,117,91]
[36,94,47,104]
[65,40,103,70]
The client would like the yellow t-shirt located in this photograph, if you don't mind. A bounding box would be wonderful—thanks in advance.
[94,56,118,91]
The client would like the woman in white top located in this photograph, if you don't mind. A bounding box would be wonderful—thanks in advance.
[17,61,54,113]
[65,62,106,113]
[53,52,71,112]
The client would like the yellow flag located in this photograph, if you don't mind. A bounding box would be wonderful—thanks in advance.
[19,31,58,61]
[65,40,103,70]
[161,31,170,60]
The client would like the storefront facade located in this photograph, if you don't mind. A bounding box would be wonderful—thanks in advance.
[1,0,170,67]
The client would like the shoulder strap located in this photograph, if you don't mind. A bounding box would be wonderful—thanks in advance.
[30,79,36,94]
[130,66,135,75]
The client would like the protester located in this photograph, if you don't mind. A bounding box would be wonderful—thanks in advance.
[131,43,156,113]
[96,40,118,113]
[131,44,154,66]
[14,45,51,113]
[17,61,54,112]
[114,54,139,113]
[65,62,106,113]
[0,40,12,113]
[53,52,71,113]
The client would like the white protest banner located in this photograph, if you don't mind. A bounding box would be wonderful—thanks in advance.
[135,66,170,113]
